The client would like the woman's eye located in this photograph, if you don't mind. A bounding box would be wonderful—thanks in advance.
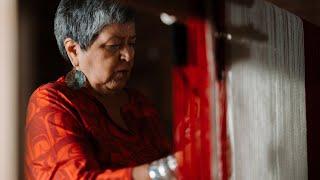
[105,44,121,52]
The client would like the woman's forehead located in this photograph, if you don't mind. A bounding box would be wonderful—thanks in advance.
[99,22,136,40]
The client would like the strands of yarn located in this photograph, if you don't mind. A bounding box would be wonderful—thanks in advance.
[225,0,307,179]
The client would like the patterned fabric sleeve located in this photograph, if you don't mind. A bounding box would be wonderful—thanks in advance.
[25,86,133,180]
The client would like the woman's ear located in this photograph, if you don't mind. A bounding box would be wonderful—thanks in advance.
[64,38,81,68]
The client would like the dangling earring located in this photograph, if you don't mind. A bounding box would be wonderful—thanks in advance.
[65,69,87,89]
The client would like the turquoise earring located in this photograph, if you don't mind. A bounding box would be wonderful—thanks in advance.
[74,70,87,89]
[66,69,87,89]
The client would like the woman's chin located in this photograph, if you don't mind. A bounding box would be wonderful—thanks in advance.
[105,80,127,92]
[92,77,129,94]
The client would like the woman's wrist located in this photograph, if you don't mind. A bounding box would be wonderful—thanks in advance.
[147,155,178,180]
[132,154,178,180]
[132,164,150,180]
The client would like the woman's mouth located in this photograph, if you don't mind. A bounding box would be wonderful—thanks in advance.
[113,70,129,80]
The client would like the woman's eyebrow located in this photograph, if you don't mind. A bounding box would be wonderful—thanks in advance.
[111,34,136,39]
[105,35,136,41]
[103,35,136,45]
[103,36,122,44]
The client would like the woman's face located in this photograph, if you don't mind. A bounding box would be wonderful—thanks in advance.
[77,22,136,94]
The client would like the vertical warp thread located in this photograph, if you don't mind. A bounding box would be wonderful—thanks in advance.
[226,0,307,179]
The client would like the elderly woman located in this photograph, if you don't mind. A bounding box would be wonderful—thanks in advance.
[25,0,178,179]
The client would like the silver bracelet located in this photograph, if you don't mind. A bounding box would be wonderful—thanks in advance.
[148,155,178,180]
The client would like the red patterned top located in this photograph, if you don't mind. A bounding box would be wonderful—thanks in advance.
[25,76,171,180]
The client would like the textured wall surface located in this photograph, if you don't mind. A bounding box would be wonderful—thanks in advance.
[225,0,308,179]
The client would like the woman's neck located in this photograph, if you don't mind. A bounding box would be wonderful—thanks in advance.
[89,87,128,107]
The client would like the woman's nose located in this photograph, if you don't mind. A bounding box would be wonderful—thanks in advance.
[120,45,134,62]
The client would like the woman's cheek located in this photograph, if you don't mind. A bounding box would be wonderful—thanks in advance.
[102,65,116,82]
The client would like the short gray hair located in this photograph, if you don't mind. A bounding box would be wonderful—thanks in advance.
[54,0,135,60]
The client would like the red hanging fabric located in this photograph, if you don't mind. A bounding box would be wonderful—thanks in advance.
[172,18,212,180]
[218,81,229,180]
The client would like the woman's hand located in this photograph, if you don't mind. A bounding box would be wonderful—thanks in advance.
[132,164,150,180]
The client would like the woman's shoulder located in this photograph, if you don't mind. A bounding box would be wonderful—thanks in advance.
[30,76,70,98]
[28,76,83,109]
[26,76,92,125]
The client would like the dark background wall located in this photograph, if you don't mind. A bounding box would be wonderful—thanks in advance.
[304,20,320,180]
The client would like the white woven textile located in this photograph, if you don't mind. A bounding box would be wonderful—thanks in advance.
[225,0,308,179]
